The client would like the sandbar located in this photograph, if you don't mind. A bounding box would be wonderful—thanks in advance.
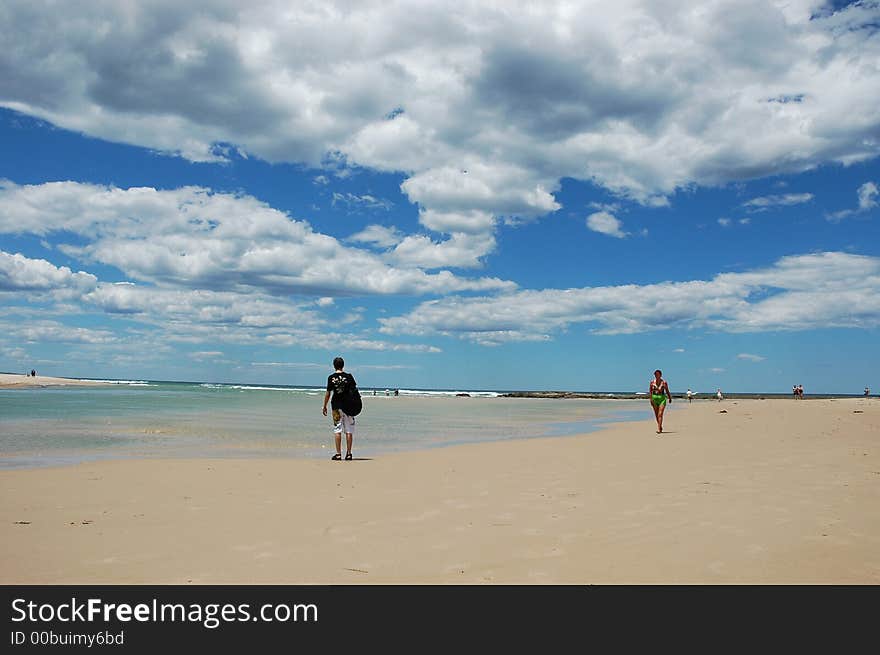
[0,373,107,389]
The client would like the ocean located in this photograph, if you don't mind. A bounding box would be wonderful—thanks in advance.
[0,380,646,469]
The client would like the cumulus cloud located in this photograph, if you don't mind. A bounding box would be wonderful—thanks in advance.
[379,252,880,342]
[1,0,878,268]
[0,180,515,294]
[0,249,448,355]
[586,211,627,238]
[2,319,117,345]
[348,224,404,248]
[389,231,497,268]
[0,250,97,296]
[83,282,326,329]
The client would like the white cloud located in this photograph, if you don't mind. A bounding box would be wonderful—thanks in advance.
[718,217,732,227]
[2,319,118,345]
[331,192,393,211]
[710,368,725,374]
[0,250,452,354]
[348,224,404,248]
[742,193,813,211]
[858,181,878,211]
[390,232,498,269]
[82,281,441,354]
[737,353,765,361]
[0,181,515,294]
[826,180,879,221]
[1,0,878,269]
[673,348,685,353]
[586,211,627,238]
[379,252,880,342]
[189,351,224,360]
[0,250,97,297]
[400,163,561,222]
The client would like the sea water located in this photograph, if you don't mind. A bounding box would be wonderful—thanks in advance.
[0,380,645,469]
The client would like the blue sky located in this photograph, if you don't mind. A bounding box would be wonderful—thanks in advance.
[1,1,878,393]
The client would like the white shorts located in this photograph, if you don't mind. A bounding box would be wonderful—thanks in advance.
[332,409,356,435]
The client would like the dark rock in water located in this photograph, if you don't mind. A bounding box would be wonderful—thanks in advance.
[455,393,471,397]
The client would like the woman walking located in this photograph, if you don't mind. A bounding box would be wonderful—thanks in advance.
[649,369,673,434]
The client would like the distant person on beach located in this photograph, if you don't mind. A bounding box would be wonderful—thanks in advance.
[30,369,35,377]
[793,384,798,399]
[866,386,871,397]
[797,384,804,399]
[686,388,694,403]
[322,357,359,461]
[649,369,672,434]
[716,388,723,402]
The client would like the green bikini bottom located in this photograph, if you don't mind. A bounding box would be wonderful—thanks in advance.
[651,393,667,407]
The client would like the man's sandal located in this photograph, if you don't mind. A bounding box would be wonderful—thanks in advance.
[331,453,342,460]
[344,453,352,461]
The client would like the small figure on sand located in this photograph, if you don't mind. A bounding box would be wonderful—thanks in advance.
[716,388,723,402]
[649,369,672,434]
[686,388,694,403]
[30,369,36,377]
[865,386,871,397]
[797,384,804,399]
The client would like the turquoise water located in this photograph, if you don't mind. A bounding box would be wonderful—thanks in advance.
[0,380,645,469]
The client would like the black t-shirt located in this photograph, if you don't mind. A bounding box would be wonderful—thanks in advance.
[326,371,356,410]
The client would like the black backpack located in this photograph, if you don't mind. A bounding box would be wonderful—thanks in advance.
[336,374,362,417]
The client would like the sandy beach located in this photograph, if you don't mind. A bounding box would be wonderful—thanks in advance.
[0,373,106,389]
[1,397,878,584]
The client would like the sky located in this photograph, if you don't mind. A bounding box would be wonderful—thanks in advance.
[1,0,879,393]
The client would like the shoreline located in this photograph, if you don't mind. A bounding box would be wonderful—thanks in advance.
[0,398,649,472]
[499,390,869,400]
[2,372,868,399]
[2,397,878,584]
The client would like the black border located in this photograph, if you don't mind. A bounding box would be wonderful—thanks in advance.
[2,585,876,650]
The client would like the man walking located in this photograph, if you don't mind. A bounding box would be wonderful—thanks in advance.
[322,356,358,461]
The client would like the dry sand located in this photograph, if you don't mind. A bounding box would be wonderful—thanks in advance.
[1,398,878,584]
[0,373,106,389]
